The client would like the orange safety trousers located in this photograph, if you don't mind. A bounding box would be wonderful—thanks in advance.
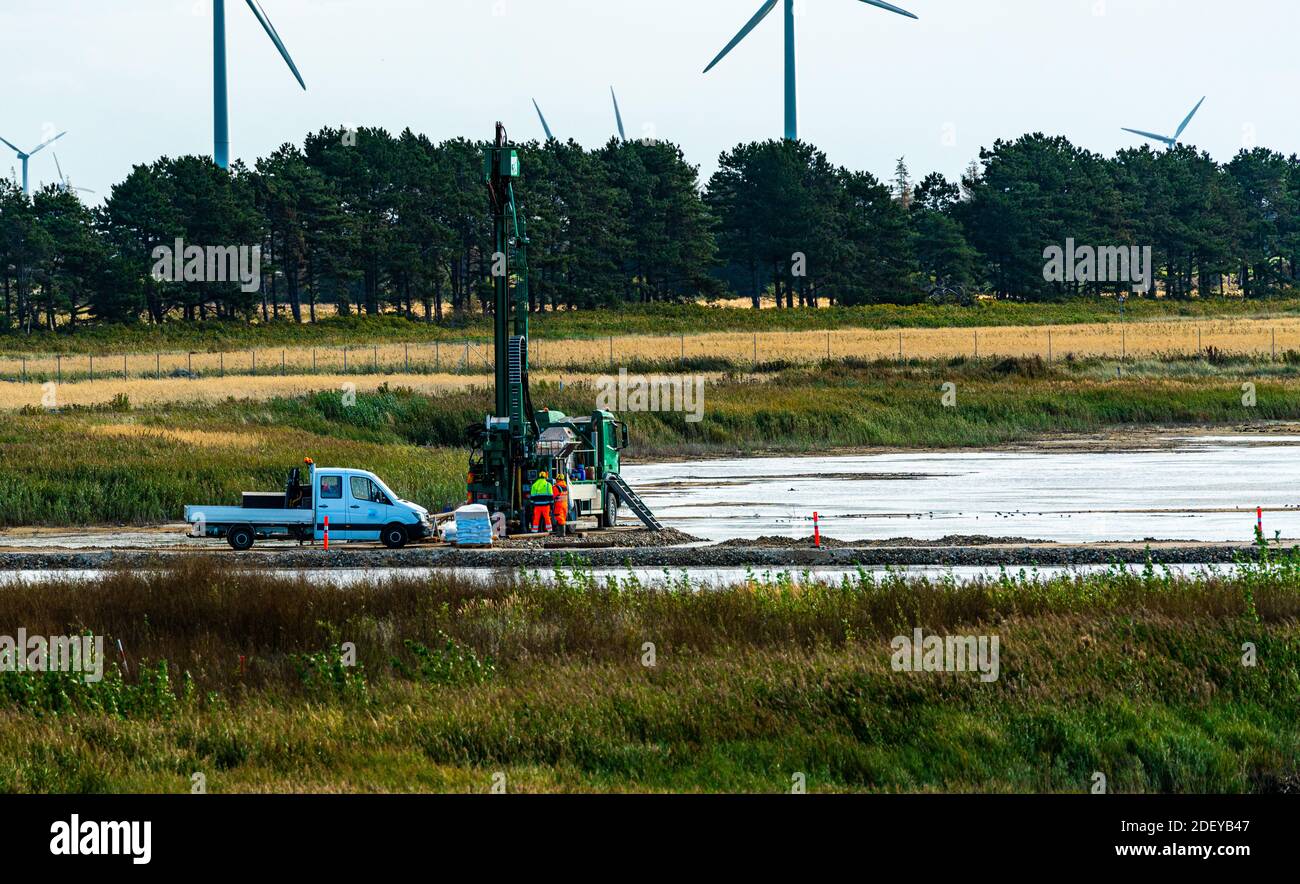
[532,504,553,531]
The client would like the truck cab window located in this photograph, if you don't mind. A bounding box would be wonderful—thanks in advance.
[320,476,343,500]
[351,476,389,504]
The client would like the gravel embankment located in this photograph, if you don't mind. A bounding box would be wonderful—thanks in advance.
[0,542,1286,572]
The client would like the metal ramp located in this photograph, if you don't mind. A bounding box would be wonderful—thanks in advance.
[606,473,663,531]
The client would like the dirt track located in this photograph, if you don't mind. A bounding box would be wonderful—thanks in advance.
[0,535,1284,572]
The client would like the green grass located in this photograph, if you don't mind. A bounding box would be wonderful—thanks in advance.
[0,558,1296,793]
[5,355,1300,525]
[5,297,1300,355]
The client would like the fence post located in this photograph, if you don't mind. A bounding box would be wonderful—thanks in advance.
[404,343,409,372]
[343,348,348,372]
[124,354,128,380]
[974,330,979,359]
[156,353,161,380]
[220,353,224,377]
[312,348,316,371]
[435,341,440,371]
[21,357,26,383]
[251,350,256,376]
[464,341,469,369]
[89,355,93,381]
[373,345,378,371]
[899,331,903,362]
[187,352,192,376]
[56,355,61,384]
[281,349,285,375]
[1047,330,1052,363]
[609,336,613,367]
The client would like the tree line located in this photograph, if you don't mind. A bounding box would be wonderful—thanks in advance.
[3,127,1300,332]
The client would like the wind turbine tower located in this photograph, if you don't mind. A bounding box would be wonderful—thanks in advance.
[0,131,66,196]
[212,0,307,169]
[703,0,918,141]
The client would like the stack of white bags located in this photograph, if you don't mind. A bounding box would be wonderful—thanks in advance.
[454,504,494,547]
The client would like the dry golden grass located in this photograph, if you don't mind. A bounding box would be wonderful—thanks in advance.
[3,315,1297,410]
[600,316,1300,365]
[0,371,608,410]
[0,340,495,380]
[3,316,1298,381]
[85,425,255,449]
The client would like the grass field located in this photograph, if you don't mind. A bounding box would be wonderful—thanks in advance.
[0,558,1296,793]
[3,355,1298,526]
[4,297,1300,361]
[7,314,1300,386]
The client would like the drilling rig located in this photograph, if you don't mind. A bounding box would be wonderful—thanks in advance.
[465,123,661,535]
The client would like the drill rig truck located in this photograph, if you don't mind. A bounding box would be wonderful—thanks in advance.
[466,123,661,535]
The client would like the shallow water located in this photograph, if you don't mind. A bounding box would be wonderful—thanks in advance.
[2,433,1294,552]
[622,434,1300,543]
[0,562,1246,588]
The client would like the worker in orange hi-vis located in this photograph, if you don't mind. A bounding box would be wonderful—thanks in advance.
[552,473,570,537]
[529,471,554,533]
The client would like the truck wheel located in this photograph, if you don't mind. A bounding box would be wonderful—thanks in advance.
[227,525,255,551]
[599,490,620,529]
[381,523,409,549]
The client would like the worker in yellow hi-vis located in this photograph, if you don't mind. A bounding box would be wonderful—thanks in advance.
[529,471,554,533]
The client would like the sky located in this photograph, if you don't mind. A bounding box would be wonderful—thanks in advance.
[2,0,1298,200]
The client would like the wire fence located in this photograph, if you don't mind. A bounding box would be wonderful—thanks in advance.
[2,318,1300,384]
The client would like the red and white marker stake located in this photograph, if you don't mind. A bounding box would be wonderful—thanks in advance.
[323,515,330,551]
[813,512,821,549]
[1258,507,1264,538]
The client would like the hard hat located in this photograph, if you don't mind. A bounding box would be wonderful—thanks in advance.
[539,471,548,478]
[304,457,314,465]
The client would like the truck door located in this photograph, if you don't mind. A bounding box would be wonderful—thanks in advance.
[316,473,344,540]
[347,475,387,542]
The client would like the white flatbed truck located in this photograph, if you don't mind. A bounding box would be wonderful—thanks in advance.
[184,461,434,551]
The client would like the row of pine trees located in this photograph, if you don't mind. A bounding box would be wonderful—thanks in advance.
[3,127,1299,331]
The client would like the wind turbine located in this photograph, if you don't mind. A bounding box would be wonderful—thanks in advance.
[212,0,307,169]
[0,130,66,195]
[1122,96,1206,149]
[53,154,95,197]
[703,0,918,142]
[532,99,556,141]
[611,87,627,141]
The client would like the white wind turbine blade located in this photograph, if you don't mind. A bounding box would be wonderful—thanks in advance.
[27,131,67,157]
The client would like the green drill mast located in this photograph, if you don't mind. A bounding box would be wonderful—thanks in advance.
[466,123,662,535]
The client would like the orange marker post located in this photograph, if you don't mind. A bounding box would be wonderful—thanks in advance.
[324,515,330,551]
[813,512,821,549]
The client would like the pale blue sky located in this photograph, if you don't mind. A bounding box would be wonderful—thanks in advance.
[2,0,1296,199]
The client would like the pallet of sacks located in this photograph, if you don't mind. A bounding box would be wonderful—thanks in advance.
[453,504,494,548]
